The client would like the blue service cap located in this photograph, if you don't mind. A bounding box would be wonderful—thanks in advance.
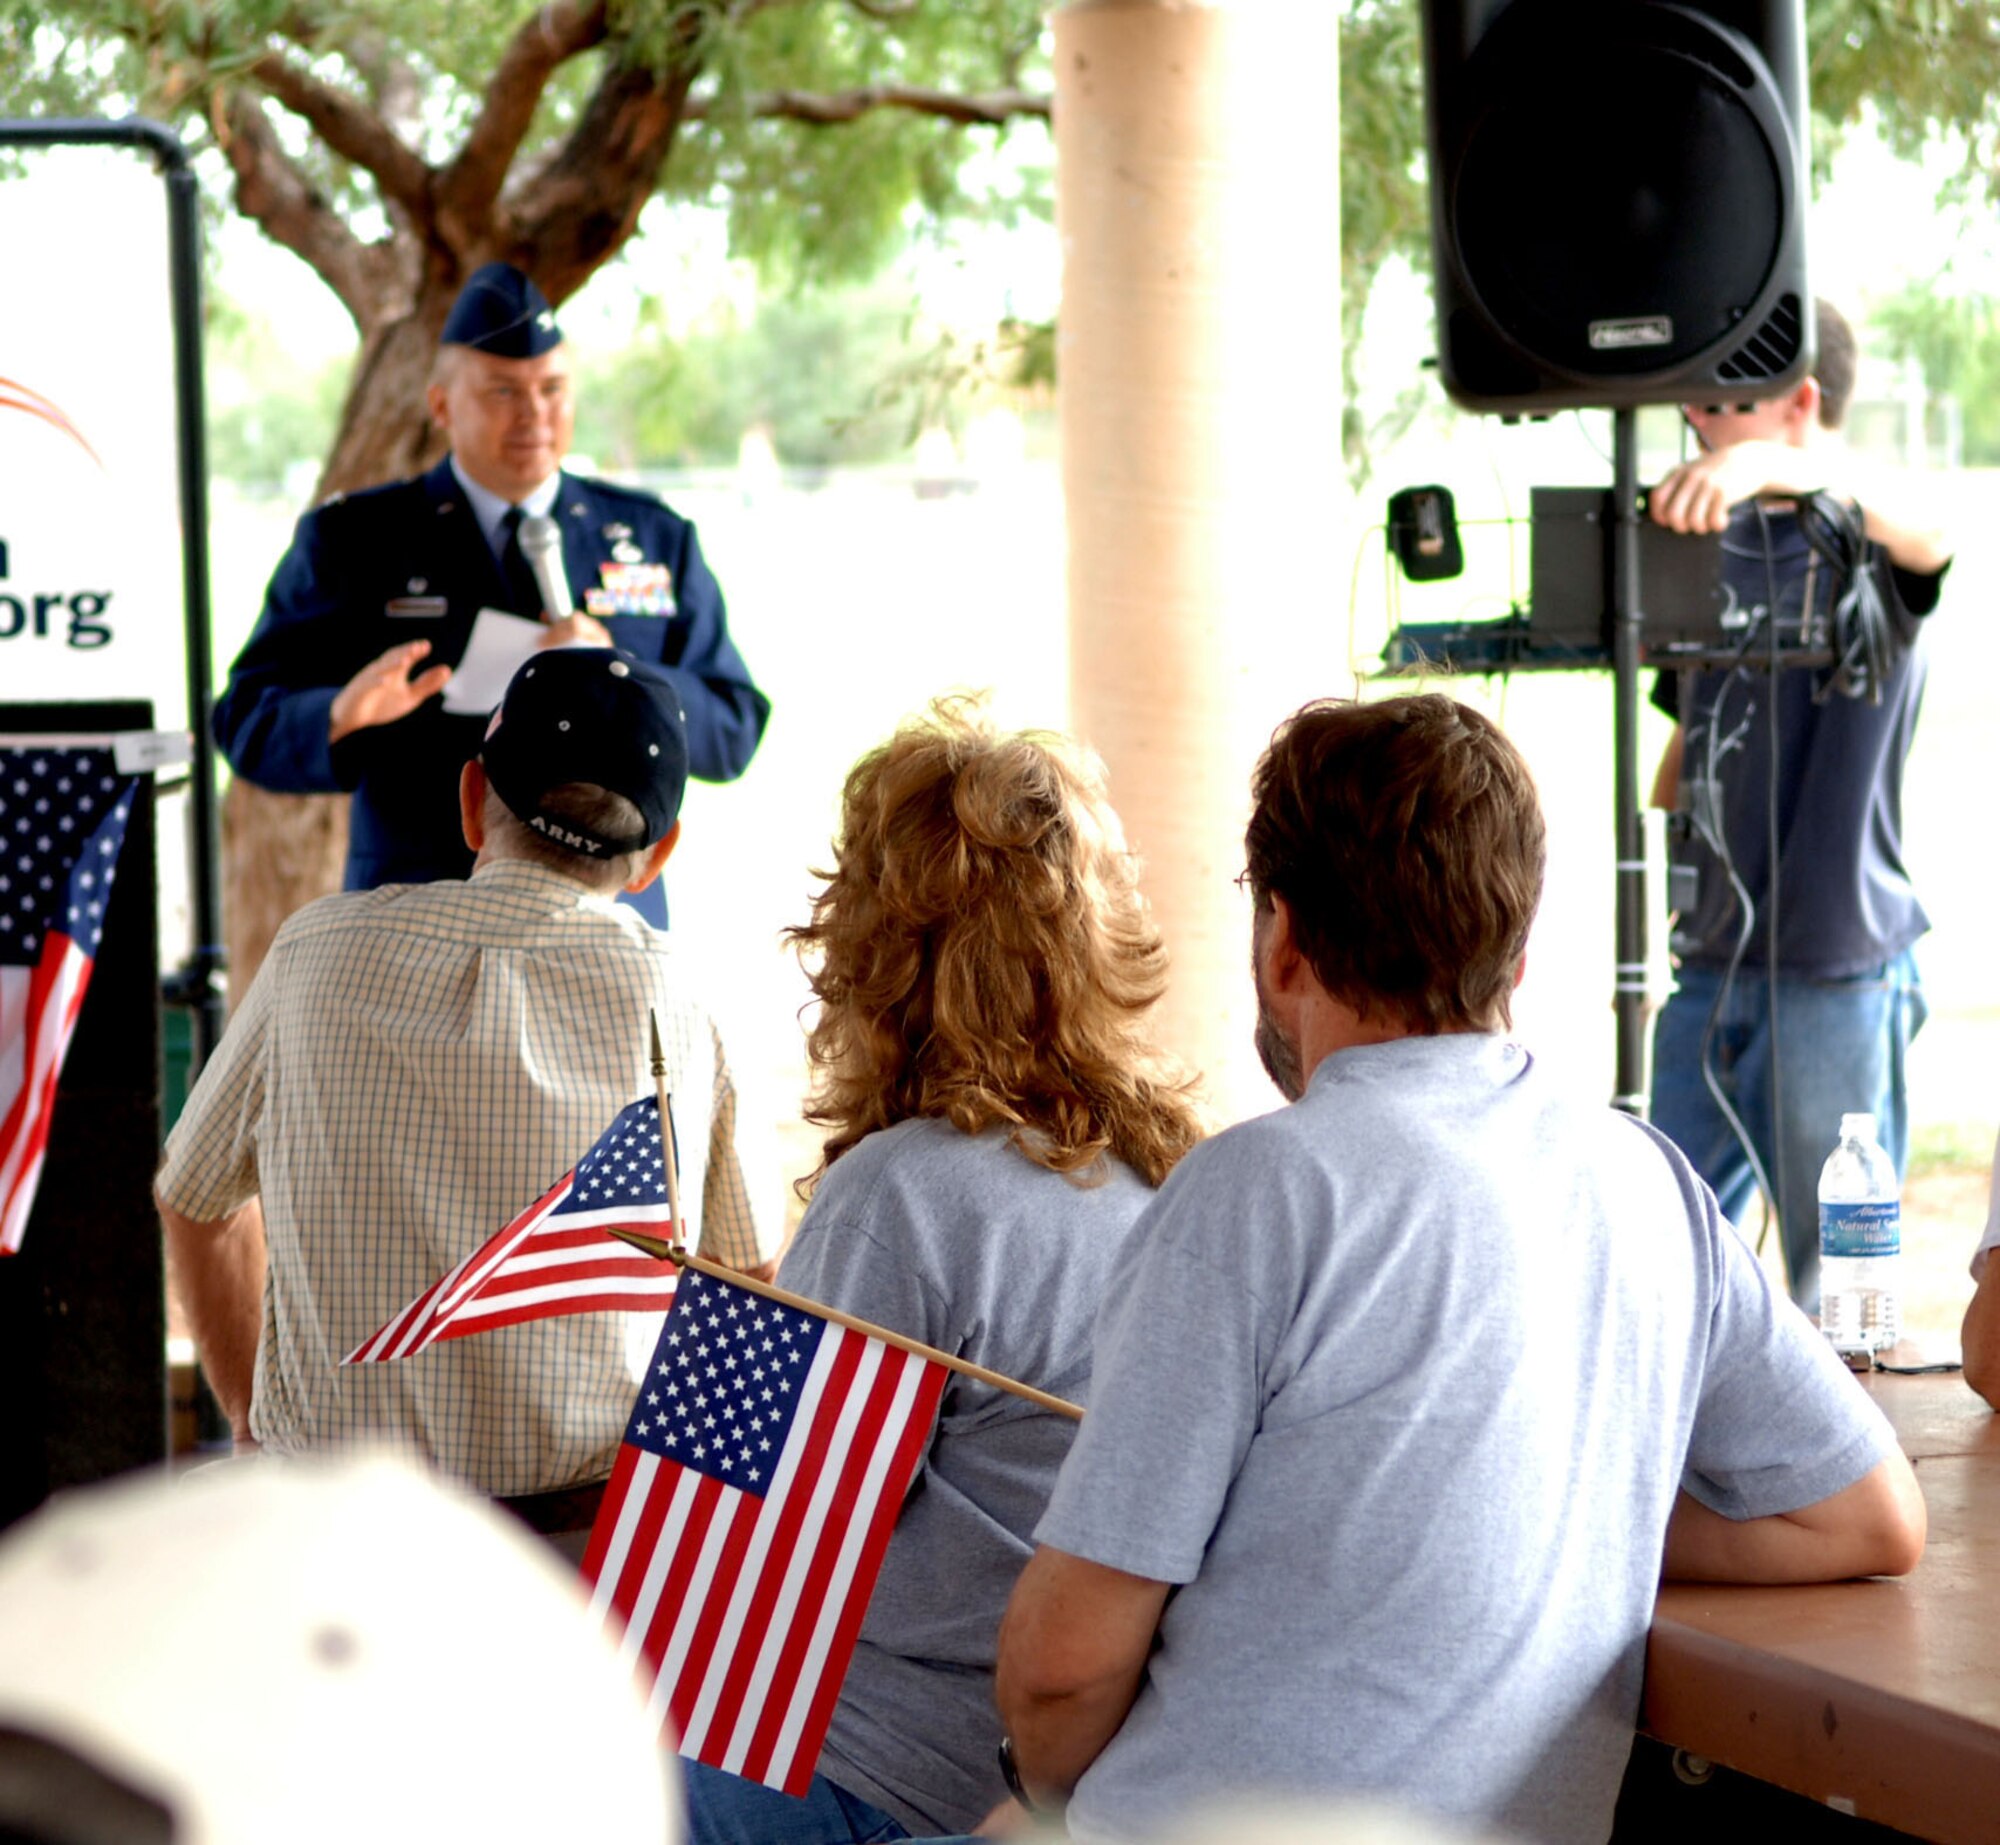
[440,262,564,358]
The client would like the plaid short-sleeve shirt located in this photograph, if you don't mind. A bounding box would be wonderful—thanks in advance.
[158,860,765,1496]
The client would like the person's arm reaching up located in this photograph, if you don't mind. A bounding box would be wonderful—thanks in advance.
[993,1546,1171,1812]
[1663,1451,1926,1583]
[1648,437,1953,576]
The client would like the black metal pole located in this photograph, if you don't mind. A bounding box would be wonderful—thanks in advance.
[1610,407,1648,1113]
[160,153,227,1070]
[0,117,226,1070]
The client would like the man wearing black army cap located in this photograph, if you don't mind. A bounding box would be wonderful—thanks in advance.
[214,262,770,928]
[162,646,774,1533]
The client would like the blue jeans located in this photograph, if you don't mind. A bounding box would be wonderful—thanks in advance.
[1648,949,1926,1313]
[680,1760,910,1845]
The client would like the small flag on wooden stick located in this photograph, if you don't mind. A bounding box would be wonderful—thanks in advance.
[342,1096,679,1364]
[582,1047,1075,1792]
[583,1262,949,1793]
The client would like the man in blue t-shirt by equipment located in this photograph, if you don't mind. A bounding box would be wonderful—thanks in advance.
[1645,299,1954,1315]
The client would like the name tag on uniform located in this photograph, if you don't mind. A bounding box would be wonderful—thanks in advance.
[585,561,676,618]
[385,595,448,618]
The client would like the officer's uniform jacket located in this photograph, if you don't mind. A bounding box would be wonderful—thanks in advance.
[214,459,769,926]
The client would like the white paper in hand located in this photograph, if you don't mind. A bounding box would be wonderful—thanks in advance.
[441,608,545,715]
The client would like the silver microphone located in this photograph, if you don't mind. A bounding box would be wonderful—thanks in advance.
[517,513,572,620]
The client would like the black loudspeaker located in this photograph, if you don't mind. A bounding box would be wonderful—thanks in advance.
[1421,0,1811,415]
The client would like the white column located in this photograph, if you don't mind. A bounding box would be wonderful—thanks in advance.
[1055,0,1344,1124]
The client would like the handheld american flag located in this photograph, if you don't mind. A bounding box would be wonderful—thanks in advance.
[0,748,135,1254]
[343,1095,681,1363]
[583,1265,948,1794]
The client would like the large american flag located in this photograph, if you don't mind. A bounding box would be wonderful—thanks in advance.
[583,1266,948,1794]
[343,1095,682,1363]
[0,748,135,1254]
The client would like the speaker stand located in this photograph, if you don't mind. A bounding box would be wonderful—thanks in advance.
[1611,407,1648,1115]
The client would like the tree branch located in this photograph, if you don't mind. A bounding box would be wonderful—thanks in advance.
[247,49,431,218]
[693,83,1051,129]
[437,0,612,242]
[504,55,703,296]
[329,26,427,147]
[487,3,713,297]
[269,5,421,128]
[212,88,394,329]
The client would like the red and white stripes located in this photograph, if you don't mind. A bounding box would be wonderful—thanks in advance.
[585,1322,946,1793]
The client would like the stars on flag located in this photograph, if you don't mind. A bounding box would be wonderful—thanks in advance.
[0,751,130,965]
[626,1270,816,1493]
[559,1107,672,1214]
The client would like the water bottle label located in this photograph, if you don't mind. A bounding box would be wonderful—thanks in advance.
[1819,1200,1900,1259]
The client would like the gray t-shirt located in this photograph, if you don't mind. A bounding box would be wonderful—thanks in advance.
[1037,1034,1893,1845]
[778,1118,1159,1835]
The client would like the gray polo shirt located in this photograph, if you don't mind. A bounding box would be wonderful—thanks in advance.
[1038,1034,1893,1845]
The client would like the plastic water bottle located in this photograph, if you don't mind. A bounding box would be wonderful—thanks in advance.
[1818,1112,1901,1355]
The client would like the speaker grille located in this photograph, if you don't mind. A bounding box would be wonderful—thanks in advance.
[1715,292,1805,382]
[1426,0,1811,410]
[1453,52,1784,376]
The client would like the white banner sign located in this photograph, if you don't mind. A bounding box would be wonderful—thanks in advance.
[0,147,185,730]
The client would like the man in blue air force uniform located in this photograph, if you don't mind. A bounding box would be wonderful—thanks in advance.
[214,263,770,927]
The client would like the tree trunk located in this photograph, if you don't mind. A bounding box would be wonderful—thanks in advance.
[221,783,351,1005]
[318,310,454,500]
[221,305,451,1007]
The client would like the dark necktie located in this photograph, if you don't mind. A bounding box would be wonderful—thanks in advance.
[498,504,544,618]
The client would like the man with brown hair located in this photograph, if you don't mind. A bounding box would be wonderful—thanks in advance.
[988,694,1925,1845]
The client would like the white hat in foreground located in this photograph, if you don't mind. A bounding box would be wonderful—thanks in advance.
[0,1454,675,1844]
